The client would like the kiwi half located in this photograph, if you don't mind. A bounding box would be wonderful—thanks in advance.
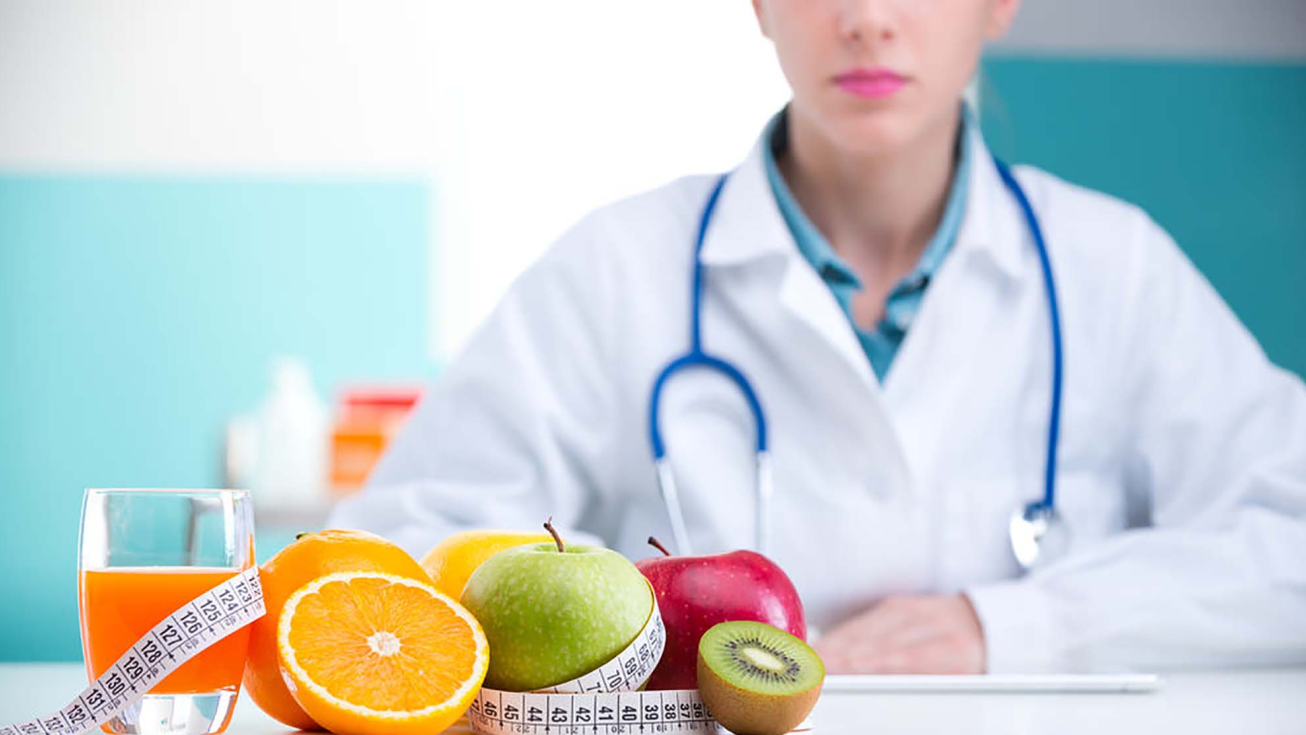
[696,620,824,735]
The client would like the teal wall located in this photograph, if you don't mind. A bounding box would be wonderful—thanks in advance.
[0,175,433,661]
[980,56,1306,377]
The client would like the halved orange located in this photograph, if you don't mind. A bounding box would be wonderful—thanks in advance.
[247,529,434,730]
[277,572,489,735]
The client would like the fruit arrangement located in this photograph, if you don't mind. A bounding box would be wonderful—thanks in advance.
[246,522,824,735]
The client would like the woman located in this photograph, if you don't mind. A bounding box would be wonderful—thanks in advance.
[332,0,1306,673]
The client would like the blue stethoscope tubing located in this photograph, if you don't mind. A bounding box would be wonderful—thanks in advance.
[647,150,1063,560]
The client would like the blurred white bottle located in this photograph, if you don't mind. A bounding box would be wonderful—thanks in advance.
[250,357,329,512]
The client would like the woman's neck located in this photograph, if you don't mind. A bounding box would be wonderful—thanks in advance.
[778,105,961,278]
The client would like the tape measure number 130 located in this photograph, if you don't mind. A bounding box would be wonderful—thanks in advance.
[2,570,779,735]
[1,568,265,735]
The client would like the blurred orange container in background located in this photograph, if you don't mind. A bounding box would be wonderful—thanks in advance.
[329,386,422,494]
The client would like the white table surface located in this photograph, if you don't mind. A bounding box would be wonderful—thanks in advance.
[2,663,1304,735]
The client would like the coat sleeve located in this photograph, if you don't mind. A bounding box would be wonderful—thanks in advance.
[326,212,620,556]
[967,214,1306,672]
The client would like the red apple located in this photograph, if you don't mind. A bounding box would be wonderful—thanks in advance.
[635,537,806,691]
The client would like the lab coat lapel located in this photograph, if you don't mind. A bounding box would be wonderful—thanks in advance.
[698,136,883,399]
[699,131,913,500]
[882,132,1032,481]
[776,254,882,396]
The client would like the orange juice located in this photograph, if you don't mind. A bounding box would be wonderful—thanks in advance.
[80,567,252,694]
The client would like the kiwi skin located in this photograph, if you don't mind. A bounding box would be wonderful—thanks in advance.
[696,623,824,735]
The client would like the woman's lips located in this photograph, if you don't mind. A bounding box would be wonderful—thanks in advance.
[834,68,908,98]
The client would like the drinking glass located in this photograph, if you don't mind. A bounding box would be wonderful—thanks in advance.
[78,489,255,735]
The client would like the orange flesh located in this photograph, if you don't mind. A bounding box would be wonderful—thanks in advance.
[286,575,480,711]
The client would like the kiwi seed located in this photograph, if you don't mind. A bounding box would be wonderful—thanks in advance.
[697,620,824,735]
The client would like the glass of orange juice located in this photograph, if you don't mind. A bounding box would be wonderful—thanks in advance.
[78,489,255,735]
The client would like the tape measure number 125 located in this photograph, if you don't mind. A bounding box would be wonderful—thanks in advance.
[2,571,746,735]
[1,568,265,735]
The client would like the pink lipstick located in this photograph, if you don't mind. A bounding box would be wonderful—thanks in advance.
[834,67,907,99]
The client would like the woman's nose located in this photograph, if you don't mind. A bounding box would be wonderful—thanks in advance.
[838,0,898,46]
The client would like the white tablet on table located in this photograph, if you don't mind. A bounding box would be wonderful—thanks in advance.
[823,673,1161,693]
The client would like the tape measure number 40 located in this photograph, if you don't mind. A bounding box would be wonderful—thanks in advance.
[466,591,720,735]
[470,690,716,735]
[2,570,770,735]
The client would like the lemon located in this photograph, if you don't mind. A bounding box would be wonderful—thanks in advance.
[420,529,553,599]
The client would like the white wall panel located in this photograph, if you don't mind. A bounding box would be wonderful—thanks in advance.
[997,0,1306,59]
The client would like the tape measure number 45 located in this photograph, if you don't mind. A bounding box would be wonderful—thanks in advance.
[2,570,760,735]
[466,591,720,735]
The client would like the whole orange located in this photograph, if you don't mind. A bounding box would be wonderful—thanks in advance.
[243,529,431,730]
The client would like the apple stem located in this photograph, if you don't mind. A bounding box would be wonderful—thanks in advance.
[647,536,672,557]
[544,516,565,553]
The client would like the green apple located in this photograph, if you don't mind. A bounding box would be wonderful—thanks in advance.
[460,533,653,692]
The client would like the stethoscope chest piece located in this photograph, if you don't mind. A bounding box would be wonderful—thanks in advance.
[1009,500,1070,570]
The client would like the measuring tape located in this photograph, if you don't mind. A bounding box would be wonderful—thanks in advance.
[5,569,812,735]
[467,590,721,735]
[1,568,265,735]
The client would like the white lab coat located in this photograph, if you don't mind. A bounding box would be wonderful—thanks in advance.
[330,121,1306,673]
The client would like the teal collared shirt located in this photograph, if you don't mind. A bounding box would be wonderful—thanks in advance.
[762,106,973,382]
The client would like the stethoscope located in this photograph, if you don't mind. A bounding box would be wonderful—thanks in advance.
[647,150,1068,572]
